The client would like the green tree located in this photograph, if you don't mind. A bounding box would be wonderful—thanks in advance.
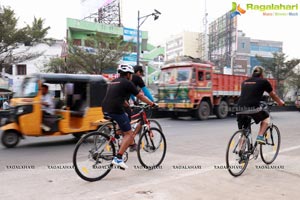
[46,32,133,74]
[286,66,300,97]
[256,52,300,98]
[25,17,50,44]
[0,6,50,70]
[44,56,81,74]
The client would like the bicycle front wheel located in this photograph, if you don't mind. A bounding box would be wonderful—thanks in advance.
[73,131,116,182]
[137,127,167,169]
[226,130,250,177]
[148,119,163,132]
[260,124,281,164]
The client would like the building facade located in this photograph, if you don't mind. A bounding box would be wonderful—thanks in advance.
[165,31,201,61]
[236,30,283,75]
[2,40,63,92]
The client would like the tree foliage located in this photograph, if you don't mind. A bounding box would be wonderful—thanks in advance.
[256,52,300,98]
[45,32,133,74]
[0,6,50,70]
[286,66,300,96]
[25,17,51,44]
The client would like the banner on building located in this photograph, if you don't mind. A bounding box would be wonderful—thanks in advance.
[123,27,141,43]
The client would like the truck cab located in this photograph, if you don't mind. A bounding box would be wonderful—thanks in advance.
[157,59,214,119]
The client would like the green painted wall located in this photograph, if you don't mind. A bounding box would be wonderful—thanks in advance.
[67,18,148,41]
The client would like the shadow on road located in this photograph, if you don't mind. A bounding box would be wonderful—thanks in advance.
[1,137,79,150]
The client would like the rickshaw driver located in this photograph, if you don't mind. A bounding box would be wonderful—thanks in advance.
[41,84,54,115]
[41,84,54,131]
[102,64,156,169]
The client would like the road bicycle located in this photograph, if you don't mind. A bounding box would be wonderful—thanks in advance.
[73,104,167,182]
[225,102,281,177]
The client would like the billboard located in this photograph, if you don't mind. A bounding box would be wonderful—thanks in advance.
[123,27,141,43]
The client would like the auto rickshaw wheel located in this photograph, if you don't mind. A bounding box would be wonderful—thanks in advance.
[1,130,20,148]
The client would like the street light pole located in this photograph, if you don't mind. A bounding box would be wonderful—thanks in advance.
[136,9,161,66]
[137,10,141,66]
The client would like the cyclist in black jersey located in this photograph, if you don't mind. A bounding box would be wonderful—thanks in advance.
[128,65,155,151]
[131,65,154,102]
[237,66,284,144]
[102,64,156,169]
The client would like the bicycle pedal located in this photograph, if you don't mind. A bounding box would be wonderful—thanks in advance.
[120,167,126,170]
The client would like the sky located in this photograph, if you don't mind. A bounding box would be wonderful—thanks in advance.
[1,0,300,59]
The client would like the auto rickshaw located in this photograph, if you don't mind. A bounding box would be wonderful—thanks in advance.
[0,73,108,148]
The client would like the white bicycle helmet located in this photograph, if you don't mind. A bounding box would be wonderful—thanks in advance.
[117,64,134,74]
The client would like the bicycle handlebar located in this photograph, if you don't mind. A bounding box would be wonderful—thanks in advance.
[131,103,158,110]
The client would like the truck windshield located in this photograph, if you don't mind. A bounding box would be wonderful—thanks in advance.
[14,78,38,98]
[160,67,191,84]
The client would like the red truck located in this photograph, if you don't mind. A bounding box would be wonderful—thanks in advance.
[157,58,276,120]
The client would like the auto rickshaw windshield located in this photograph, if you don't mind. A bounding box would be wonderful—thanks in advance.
[14,78,39,98]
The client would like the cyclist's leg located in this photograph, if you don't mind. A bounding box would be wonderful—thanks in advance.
[252,111,269,143]
[108,113,135,168]
[236,115,248,150]
[258,117,270,136]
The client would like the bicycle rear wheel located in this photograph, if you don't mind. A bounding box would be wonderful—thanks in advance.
[226,130,250,177]
[73,131,116,182]
[137,127,167,169]
[260,124,281,164]
[97,122,114,135]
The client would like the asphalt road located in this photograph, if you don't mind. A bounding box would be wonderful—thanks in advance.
[0,111,300,199]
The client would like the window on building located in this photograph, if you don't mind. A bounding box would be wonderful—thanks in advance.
[242,42,245,48]
[73,39,81,46]
[2,65,13,75]
[17,64,27,75]
[84,40,94,47]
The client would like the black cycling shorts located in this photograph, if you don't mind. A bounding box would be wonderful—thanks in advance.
[237,110,269,129]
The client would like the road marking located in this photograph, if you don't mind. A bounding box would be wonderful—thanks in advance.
[279,145,300,154]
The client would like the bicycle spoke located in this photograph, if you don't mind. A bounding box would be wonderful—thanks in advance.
[137,127,166,169]
[73,131,115,182]
[226,130,249,177]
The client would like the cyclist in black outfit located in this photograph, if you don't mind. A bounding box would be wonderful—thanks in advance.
[237,66,284,144]
[131,65,154,102]
[128,65,155,151]
[102,64,156,169]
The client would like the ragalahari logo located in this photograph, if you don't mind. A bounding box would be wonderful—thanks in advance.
[231,2,246,18]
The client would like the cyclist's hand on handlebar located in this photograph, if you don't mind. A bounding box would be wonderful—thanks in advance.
[150,102,159,109]
[278,100,285,107]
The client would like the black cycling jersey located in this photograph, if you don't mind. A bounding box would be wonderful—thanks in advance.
[102,77,139,114]
[131,74,145,90]
[237,77,273,109]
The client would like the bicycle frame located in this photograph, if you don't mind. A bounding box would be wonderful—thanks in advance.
[102,105,152,150]
[130,105,152,136]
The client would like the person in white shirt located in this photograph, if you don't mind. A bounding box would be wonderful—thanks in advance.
[41,84,54,115]
[2,100,10,110]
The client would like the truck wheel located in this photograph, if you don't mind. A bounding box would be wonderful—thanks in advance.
[215,101,229,119]
[195,101,211,120]
[1,130,20,148]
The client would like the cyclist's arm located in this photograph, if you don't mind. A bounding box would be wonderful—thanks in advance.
[269,91,285,106]
[141,86,154,102]
[136,92,154,106]
[130,94,136,102]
